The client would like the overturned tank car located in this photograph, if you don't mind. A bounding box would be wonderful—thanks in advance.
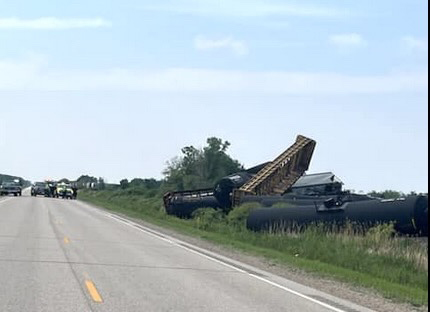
[163,189,219,219]
[246,195,428,236]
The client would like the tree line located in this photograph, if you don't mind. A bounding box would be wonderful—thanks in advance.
[79,137,422,199]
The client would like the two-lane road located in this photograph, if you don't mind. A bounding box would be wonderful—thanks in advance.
[0,195,375,312]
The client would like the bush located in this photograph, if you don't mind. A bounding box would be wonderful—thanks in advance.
[227,202,261,229]
[366,223,396,242]
[192,208,225,230]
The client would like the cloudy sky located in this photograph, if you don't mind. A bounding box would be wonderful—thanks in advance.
[0,0,428,193]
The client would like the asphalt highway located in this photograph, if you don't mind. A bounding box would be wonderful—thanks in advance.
[0,194,376,312]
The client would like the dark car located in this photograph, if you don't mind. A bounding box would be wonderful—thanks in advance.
[31,182,47,197]
[0,182,22,196]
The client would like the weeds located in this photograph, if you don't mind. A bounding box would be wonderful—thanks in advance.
[192,208,225,230]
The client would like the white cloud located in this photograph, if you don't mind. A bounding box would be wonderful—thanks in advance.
[194,36,248,56]
[329,33,367,48]
[0,17,111,30]
[402,36,428,52]
[143,0,348,18]
[0,57,427,94]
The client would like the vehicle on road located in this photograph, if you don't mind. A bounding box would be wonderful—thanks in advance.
[45,181,57,198]
[56,182,74,199]
[31,182,47,196]
[0,182,22,196]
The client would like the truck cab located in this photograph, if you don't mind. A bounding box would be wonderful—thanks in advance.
[0,182,22,196]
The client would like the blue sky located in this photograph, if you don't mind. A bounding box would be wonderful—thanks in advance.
[0,0,428,193]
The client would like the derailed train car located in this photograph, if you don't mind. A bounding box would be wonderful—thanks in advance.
[246,195,428,236]
[163,135,428,236]
[163,164,273,217]
[163,171,253,218]
[163,189,219,219]
[164,135,317,216]
[242,172,428,236]
[164,172,428,235]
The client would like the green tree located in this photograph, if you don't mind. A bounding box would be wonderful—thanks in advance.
[120,179,129,189]
[163,137,243,191]
[129,178,161,189]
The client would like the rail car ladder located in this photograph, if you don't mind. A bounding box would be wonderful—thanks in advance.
[232,135,316,207]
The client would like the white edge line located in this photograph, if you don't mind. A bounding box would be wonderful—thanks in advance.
[104,213,348,312]
[0,197,14,205]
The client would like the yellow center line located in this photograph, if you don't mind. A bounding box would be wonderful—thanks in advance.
[85,280,103,303]
[63,237,70,244]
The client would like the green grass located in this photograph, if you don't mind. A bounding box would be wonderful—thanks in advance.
[79,190,428,307]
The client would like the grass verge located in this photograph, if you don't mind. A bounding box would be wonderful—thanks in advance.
[79,190,428,307]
